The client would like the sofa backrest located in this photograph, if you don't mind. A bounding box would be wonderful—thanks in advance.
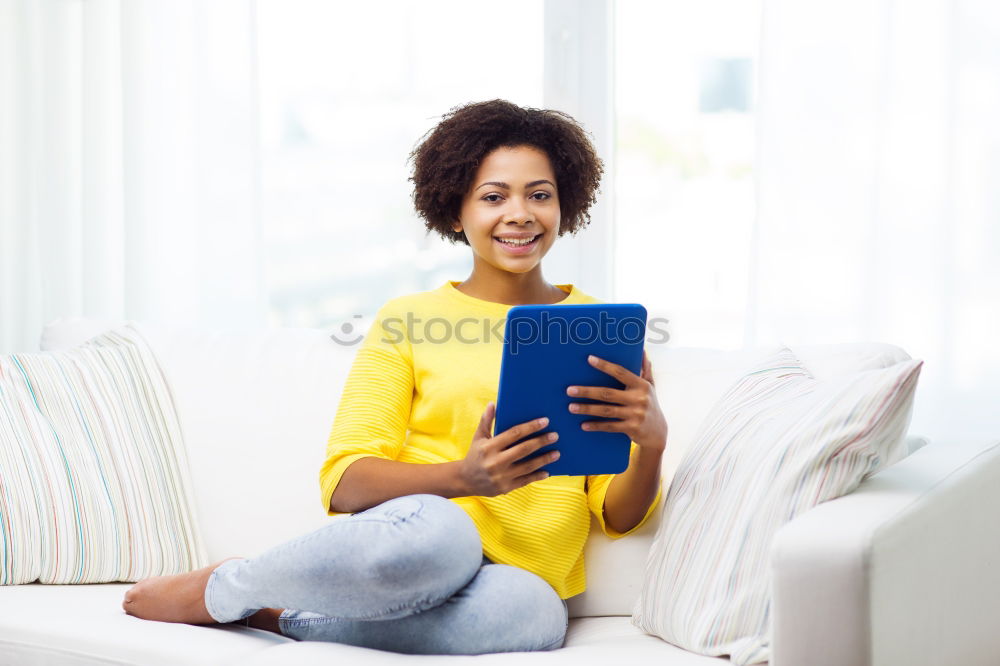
[39,317,922,618]
[41,317,351,565]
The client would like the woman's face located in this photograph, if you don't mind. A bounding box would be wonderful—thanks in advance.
[452,144,561,275]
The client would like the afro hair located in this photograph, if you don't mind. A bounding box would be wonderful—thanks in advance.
[408,99,604,245]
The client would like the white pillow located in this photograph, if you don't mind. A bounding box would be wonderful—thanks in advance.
[632,346,923,665]
[0,324,205,584]
[40,317,350,561]
[568,341,914,619]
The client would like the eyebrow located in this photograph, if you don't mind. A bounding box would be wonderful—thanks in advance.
[475,179,556,191]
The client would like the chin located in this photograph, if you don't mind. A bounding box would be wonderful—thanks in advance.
[492,260,542,275]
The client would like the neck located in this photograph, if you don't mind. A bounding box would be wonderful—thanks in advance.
[455,263,566,306]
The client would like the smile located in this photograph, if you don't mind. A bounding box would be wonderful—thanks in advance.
[494,234,542,254]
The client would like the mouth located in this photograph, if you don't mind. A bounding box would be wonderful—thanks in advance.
[493,233,543,255]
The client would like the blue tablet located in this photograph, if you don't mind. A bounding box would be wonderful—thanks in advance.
[494,303,647,476]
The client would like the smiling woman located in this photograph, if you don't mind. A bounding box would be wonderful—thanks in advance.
[121,99,665,657]
[450,145,564,304]
[409,100,603,247]
[408,99,603,306]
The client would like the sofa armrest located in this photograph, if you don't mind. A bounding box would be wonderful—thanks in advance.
[770,439,1000,666]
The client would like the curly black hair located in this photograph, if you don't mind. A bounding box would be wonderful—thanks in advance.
[408,99,604,245]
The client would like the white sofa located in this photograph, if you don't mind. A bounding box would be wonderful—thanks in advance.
[1,317,998,666]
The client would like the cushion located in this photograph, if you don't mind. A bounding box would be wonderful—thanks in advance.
[0,584,722,666]
[632,346,923,664]
[568,341,916,619]
[39,317,352,562]
[0,324,205,584]
[239,617,734,665]
[0,583,290,665]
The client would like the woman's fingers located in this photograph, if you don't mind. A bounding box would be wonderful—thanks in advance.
[565,384,628,403]
[511,445,558,477]
[567,402,626,419]
[475,401,496,439]
[642,350,654,384]
[586,354,642,387]
[500,430,559,467]
[491,415,549,450]
[511,466,554,489]
[464,406,557,495]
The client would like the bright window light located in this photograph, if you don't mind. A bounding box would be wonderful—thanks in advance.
[256,0,544,329]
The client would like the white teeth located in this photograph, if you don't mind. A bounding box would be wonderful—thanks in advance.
[496,235,538,246]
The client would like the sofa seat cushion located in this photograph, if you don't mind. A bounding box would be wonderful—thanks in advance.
[237,617,737,665]
[0,584,736,665]
[0,583,289,665]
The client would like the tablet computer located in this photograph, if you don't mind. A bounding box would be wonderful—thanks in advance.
[494,303,647,476]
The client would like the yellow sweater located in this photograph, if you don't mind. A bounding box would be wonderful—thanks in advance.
[319,280,661,599]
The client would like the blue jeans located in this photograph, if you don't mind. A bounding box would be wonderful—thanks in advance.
[203,494,569,654]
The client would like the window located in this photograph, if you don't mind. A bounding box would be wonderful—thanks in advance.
[614,0,762,348]
[256,0,544,328]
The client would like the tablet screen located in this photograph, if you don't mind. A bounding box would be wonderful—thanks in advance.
[494,303,647,476]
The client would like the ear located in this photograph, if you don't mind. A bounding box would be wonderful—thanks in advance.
[451,222,463,234]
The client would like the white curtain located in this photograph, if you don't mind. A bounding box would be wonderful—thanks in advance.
[753,0,1000,442]
[0,0,266,355]
[4,0,997,444]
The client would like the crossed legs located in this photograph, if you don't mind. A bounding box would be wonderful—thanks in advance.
[123,494,567,654]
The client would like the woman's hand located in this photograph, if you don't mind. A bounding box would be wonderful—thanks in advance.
[566,350,668,452]
[459,402,560,497]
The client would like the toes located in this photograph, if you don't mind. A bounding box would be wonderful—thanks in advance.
[122,585,139,613]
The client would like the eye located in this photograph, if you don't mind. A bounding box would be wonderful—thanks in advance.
[531,191,552,201]
[482,193,503,203]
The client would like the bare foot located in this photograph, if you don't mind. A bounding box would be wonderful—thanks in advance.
[122,558,240,624]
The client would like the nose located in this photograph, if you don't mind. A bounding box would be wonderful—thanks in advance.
[504,197,533,224]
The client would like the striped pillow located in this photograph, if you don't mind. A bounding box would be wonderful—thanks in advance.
[0,324,205,584]
[632,346,922,665]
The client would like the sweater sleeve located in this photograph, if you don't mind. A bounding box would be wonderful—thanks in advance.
[585,441,663,538]
[319,304,414,516]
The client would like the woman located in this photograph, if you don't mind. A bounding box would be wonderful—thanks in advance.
[123,99,668,655]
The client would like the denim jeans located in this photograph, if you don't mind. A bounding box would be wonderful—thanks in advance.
[203,494,569,655]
